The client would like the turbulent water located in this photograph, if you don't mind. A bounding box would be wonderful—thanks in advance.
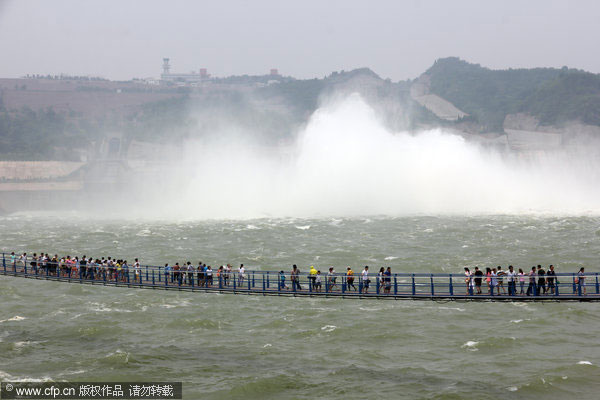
[1,214,600,399]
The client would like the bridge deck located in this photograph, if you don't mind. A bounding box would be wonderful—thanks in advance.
[2,254,599,302]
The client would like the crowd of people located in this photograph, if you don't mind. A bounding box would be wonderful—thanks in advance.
[5,252,391,293]
[4,252,590,295]
[283,265,391,294]
[7,251,143,282]
[463,265,588,295]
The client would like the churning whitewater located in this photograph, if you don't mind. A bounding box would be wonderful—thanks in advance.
[142,94,600,220]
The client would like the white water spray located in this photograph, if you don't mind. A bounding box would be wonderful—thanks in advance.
[148,94,600,219]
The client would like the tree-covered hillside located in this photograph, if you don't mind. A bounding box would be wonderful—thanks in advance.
[2,59,599,160]
[0,106,98,160]
[425,57,566,130]
[425,57,600,130]
[521,70,600,126]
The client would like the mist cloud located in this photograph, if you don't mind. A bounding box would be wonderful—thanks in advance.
[122,94,600,220]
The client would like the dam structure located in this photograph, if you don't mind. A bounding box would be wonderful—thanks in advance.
[1,253,598,302]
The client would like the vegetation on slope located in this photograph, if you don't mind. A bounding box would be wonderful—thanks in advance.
[2,59,599,160]
[521,70,600,126]
[426,57,600,130]
[0,105,97,160]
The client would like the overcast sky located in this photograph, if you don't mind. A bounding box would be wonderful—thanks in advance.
[0,0,598,81]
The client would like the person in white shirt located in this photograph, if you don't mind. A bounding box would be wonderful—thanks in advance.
[206,265,213,287]
[490,268,498,294]
[464,267,472,294]
[19,253,27,271]
[496,266,507,295]
[225,264,232,286]
[238,264,245,286]
[506,265,516,295]
[327,267,336,291]
[133,258,141,279]
[361,266,370,293]
[314,271,322,292]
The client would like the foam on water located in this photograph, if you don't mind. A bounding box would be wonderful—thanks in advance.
[0,370,53,382]
[321,325,337,332]
[462,341,479,351]
[0,316,26,323]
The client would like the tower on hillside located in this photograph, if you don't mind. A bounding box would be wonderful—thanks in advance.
[162,58,171,74]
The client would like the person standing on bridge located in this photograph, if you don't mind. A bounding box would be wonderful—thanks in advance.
[238,264,245,286]
[216,266,223,286]
[19,253,27,272]
[577,267,586,295]
[309,265,317,290]
[133,259,141,282]
[198,263,205,287]
[546,265,557,294]
[279,271,288,290]
[518,268,525,295]
[123,260,129,282]
[361,266,370,294]
[164,263,171,283]
[464,267,472,295]
[537,265,546,294]
[384,267,392,293]
[496,266,507,294]
[377,267,385,292]
[80,255,87,279]
[506,266,516,295]
[206,265,213,287]
[327,267,337,291]
[186,262,194,285]
[225,264,232,286]
[490,268,498,295]
[291,265,301,291]
[30,253,38,274]
[527,266,537,296]
[347,267,356,291]
[315,270,322,292]
[474,267,483,294]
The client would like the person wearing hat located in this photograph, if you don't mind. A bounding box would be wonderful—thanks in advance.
[347,267,356,291]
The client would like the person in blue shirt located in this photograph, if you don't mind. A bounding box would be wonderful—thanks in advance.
[279,271,288,290]
[164,263,172,283]
[384,267,392,293]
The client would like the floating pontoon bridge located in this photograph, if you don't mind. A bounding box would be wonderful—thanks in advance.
[1,253,598,301]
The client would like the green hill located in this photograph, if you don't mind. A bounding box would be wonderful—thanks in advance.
[521,70,600,126]
[2,59,599,160]
[425,57,600,131]
[425,57,562,130]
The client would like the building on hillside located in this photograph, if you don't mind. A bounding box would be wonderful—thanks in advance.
[160,58,281,85]
[160,58,210,84]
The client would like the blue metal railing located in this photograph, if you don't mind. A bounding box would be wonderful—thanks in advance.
[0,252,597,300]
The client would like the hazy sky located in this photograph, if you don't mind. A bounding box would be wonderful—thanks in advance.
[0,0,598,81]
